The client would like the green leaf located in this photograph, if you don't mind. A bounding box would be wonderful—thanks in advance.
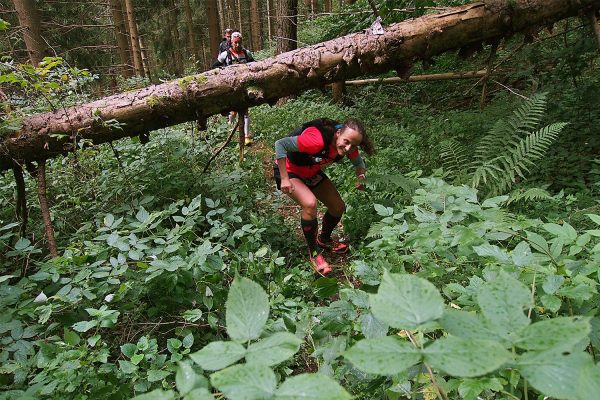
[586,213,600,225]
[374,203,393,217]
[176,361,208,395]
[360,313,389,339]
[518,350,594,399]
[344,336,421,375]
[477,272,531,339]
[481,196,508,208]
[473,243,510,263]
[189,341,246,371]
[457,378,503,400]
[131,389,175,400]
[118,360,138,374]
[226,276,269,341]
[104,214,115,227]
[423,336,511,377]
[72,320,97,333]
[515,316,591,352]
[63,328,81,346]
[511,241,532,266]
[246,332,302,366]
[438,309,503,343]
[525,231,549,254]
[182,333,194,349]
[183,388,215,400]
[121,343,137,358]
[576,362,600,400]
[210,364,276,400]
[147,369,170,382]
[370,271,444,330]
[314,278,338,298]
[275,373,351,400]
[14,238,31,251]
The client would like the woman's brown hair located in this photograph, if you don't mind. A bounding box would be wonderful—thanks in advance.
[343,118,374,156]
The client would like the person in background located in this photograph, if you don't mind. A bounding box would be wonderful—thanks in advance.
[218,28,233,55]
[274,118,374,275]
[214,31,255,145]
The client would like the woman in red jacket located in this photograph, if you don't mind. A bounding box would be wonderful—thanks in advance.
[274,118,374,275]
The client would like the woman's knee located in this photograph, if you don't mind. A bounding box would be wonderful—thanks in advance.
[301,198,318,218]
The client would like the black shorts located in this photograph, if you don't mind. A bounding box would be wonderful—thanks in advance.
[273,165,328,190]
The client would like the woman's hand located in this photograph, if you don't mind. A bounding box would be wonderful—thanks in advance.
[280,177,295,194]
[355,173,366,190]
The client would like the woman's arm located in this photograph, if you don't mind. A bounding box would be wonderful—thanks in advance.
[274,136,300,194]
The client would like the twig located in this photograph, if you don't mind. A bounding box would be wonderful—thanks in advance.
[35,160,58,257]
[405,331,449,400]
[202,120,240,173]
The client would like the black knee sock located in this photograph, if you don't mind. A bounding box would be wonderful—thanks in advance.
[320,211,341,241]
[301,218,319,255]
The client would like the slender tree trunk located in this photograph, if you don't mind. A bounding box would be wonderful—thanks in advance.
[139,35,152,80]
[235,0,243,33]
[124,0,144,76]
[266,0,274,43]
[109,0,132,76]
[589,10,600,50]
[250,0,262,50]
[170,0,184,75]
[207,0,221,58]
[324,0,332,13]
[12,162,27,236]
[276,0,298,55]
[183,0,198,63]
[36,161,58,258]
[12,0,47,65]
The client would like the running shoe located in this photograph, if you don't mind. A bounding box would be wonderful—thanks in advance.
[317,235,349,254]
[310,253,332,276]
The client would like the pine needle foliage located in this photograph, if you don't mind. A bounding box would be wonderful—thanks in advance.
[442,93,567,197]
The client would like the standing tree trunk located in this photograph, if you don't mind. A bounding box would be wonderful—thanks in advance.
[266,0,274,43]
[170,0,184,75]
[36,161,58,258]
[250,0,262,50]
[207,0,221,58]
[235,0,243,33]
[183,0,198,63]
[109,0,132,76]
[276,0,298,55]
[124,0,145,76]
[12,0,47,65]
[324,0,332,13]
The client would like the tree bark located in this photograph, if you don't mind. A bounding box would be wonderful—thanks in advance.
[250,0,262,50]
[183,0,198,63]
[12,0,47,65]
[276,0,298,55]
[169,0,184,75]
[2,0,599,172]
[324,0,332,14]
[124,0,144,76]
[207,0,221,58]
[589,10,600,49]
[109,0,132,76]
[266,0,274,43]
[36,161,58,257]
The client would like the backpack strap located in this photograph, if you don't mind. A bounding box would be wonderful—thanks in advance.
[286,119,344,166]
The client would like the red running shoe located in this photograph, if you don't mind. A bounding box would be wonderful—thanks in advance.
[310,253,332,276]
[317,235,349,254]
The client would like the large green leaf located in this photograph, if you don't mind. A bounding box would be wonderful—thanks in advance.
[189,341,246,371]
[514,316,591,352]
[477,272,531,339]
[344,336,421,375]
[131,389,175,400]
[176,361,208,395]
[183,388,215,400]
[211,364,276,400]
[275,373,351,400]
[226,277,270,341]
[246,332,302,366]
[423,336,511,377]
[370,272,444,330]
[518,350,594,399]
[438,309,504,343]
[576,362,600,400]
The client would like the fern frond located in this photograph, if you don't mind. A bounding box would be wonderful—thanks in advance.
[506,187,553,205]
[483,122,567,195]
[473,93,548,164]
[366,222,388,238]
[439,140,470,181]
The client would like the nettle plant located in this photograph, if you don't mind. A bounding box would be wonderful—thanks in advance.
[344,271,599,400]
[134,276,351,400]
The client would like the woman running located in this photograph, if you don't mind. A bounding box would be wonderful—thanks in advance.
[274,118,374,275]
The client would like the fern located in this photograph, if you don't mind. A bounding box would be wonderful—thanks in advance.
[476,122,567,195]
[506,187,554,205]
[439,140,470,182]
[473,93,548,165]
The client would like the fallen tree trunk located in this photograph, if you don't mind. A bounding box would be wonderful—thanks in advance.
[1,0,599,172]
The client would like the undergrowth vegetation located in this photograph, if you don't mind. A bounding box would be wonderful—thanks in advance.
[2,4,600,400]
